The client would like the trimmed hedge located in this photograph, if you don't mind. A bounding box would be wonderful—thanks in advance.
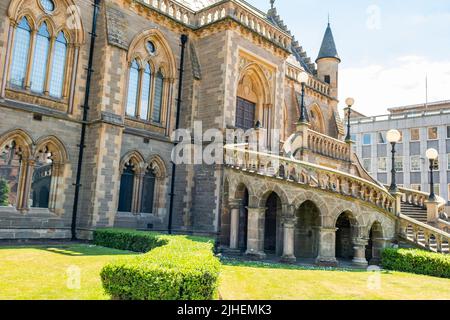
[96,229,221,300]
[381,248,450,279]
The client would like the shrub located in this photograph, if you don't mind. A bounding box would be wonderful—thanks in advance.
[381,248,450,279]
[97,229,221,300]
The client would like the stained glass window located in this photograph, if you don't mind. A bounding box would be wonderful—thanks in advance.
[140,63,152,121]
[30,23,50,94]
[9,18,31,88]
[126,60,139,117]
[49,32,67,98]
[152,71,164,123]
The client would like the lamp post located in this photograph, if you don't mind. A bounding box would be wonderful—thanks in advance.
[298,72,309,123]
[386,129,401,193]
[344,97,355,142]
[426,148,439,201]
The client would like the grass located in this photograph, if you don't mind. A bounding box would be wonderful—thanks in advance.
[1,244,450,300]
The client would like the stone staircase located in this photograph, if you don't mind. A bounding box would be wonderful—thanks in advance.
[401,203,427,223]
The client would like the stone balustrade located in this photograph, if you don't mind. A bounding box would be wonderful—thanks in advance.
[396,186,446,214]
[138,0,291,51]
[286,63,331,97]
[399,214,450,254]
[307,129,350,161]
[224,143,396,213]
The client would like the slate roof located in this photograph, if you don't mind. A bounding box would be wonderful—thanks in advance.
[316,23,340,62]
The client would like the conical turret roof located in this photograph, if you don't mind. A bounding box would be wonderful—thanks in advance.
[316,23,340,62]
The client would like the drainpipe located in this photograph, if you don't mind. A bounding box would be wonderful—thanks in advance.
[168,34,188,235]
[71,0,101,241]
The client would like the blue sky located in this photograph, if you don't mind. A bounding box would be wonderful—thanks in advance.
[245,0,450,115]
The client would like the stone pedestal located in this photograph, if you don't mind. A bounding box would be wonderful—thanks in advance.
[352,239,368,267]
[245,207,266,260]
[425,200,440,224]
[281,217,296,263]
[315,227,338,267]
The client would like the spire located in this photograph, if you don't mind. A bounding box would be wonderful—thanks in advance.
[316,22,340,63]
[270,0,275,9]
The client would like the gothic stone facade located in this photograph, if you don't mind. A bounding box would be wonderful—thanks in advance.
[0,0,397,265]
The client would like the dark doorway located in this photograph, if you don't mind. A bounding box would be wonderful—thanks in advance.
[336,213,354,259]
[140,168,156,214]
[264,192,280,253]
[238,189,249,252]
[236,97,256,131]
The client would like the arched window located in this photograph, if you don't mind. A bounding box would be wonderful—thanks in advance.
[9,17,31,88]
[126,60,139,117]
[31,146,53,208]
[49,32,67,98]
[140,167,156,214]
[152,70,164,123]
[140,63,152,121]
[118,163,135,212]
[0,141,23,207]
[30,23,51,94]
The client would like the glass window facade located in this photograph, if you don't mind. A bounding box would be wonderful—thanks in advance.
[9,18,31,88]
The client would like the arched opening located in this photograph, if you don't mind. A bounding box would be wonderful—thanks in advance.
[264,192,282,254]
[295,201,321,259]
[335,212,357,260]
[220,179,231,246]
[309,104,326,134]
[366,221,384,265]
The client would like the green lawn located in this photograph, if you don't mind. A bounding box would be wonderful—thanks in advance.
[1,244,449,300]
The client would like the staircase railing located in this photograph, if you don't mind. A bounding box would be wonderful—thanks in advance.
[395,186,446,212]
[399,214,450,254]
[224,143,396,213]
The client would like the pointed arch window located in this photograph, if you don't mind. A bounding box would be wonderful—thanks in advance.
[152,70,164,123]
[140,63,152,121]
[0,141,23,207]
[9,18,31,88]
[30,23,51,94]
[126,60,140,117]
[49,32,68,98]
[118,163,135,212]
[140,167,156,214]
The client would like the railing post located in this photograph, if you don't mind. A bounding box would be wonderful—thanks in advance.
[295,122,310,161]
[425,200,440,225]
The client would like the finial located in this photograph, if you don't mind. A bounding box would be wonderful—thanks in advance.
[270,0,275,10]
[328,13,330,26]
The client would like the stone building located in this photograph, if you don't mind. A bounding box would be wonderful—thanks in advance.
[348,100,450,214]
[0,0,448,265]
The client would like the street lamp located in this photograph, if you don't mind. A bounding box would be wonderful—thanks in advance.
[426,148,439,201]
[298,72,309,123]
[344,97,355,142]
[387,129,401,193]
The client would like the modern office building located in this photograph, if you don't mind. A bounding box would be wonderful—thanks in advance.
[349,100,450,212]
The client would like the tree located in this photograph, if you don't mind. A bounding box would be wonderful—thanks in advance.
[0,178,9,206]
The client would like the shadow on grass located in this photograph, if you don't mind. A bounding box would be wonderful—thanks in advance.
[0,244,137,257]
[220,256,393,275]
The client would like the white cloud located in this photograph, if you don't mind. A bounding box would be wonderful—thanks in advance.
[339,56,450,116]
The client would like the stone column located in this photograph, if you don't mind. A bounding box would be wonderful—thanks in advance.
[315,227,338,267]
[281,217,296,263]
[245,207,267,259]
[229,200,241,250]
[352,238,369,267]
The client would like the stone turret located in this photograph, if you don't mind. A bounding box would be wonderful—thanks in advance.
[316,23,340,99]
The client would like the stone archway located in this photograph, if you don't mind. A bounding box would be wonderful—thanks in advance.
[264,192,281,253]
[295,200,321,259]
[335,211,357,260]
[227,182,251,252]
